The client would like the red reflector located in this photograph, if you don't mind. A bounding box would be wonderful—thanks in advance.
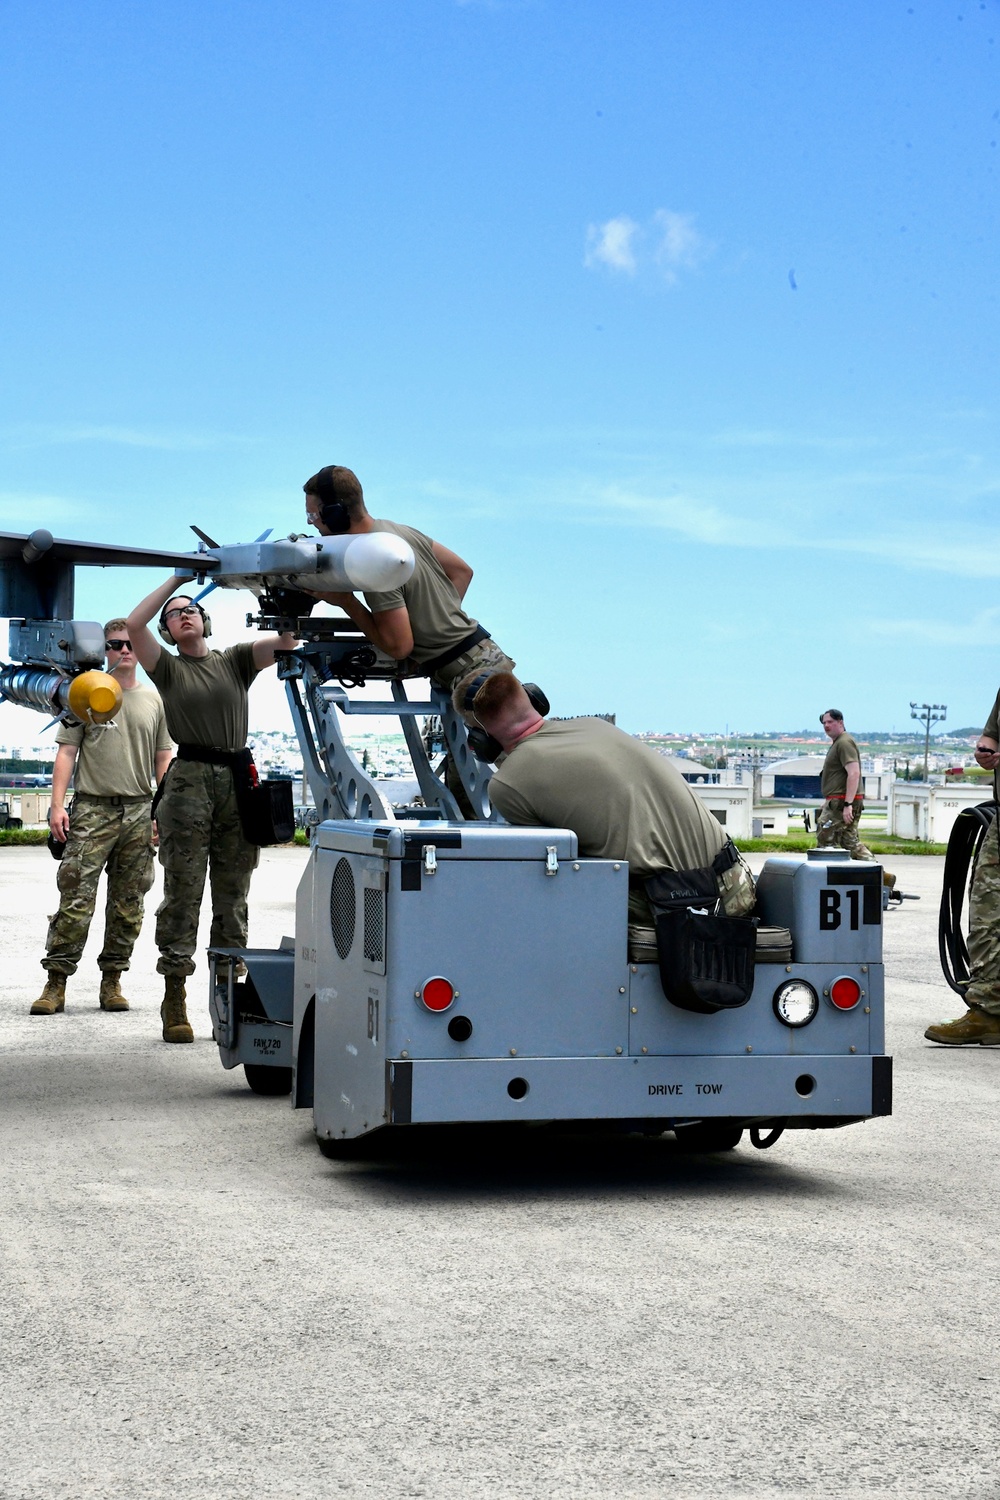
[830,976,862,1010]
[420,977,455,1013]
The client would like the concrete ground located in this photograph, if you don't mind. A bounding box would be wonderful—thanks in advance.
[1,848,998,1500]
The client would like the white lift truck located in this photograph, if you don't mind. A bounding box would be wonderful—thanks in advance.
[209,602,892,1156]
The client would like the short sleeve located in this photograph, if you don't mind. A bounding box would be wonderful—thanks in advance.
[363,587,405,615]
[487,776,537,825]
[55,722,85,748]
[225,642,260,688]
[983,691,1000,742]
[154,702,173,752]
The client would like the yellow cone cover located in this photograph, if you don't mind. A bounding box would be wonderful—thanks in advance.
[67,670,123,725]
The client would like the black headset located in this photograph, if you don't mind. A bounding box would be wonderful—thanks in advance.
[318,497,351,534]
[462,674,550,763]
[158,598,212,645]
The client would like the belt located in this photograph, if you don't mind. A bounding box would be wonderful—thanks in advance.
[825,794,863,802]
[421,626,491,679]
[176,743,246,768]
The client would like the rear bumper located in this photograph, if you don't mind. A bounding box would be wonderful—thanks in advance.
[386,1053,892,1126]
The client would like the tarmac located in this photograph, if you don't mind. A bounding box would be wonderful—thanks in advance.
[1,847,998,1500]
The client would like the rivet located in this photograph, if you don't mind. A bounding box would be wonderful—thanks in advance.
[510,1048,517,1056]
[631,1006,638,1015]
[641,1046,648,1054]
[454,990,460,998]
[864,1006,871,1014]
[630,965,638,973]
[619,986,626,994]
[414,989,420,998]
[615,1046,623,1055]
[401,1050,409,1058]
[849,1045,856,1053]
[861,965,868,973]
[745,1045,753,1053]
[613,863,621,871]
[785,965,792,973]
[573,862,580,871]
[823,988,830,997]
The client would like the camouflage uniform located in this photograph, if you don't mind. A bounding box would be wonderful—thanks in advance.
[437,638,517,723]
[154,760,259,977]
[816,799,874,860]
[965,817,1000,1016]
[43,794,155,976]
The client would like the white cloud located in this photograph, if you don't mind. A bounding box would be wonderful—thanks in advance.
[584,216,640,275]
[585,207,711,283]
[0,423,250,452]
[652,210,710,283]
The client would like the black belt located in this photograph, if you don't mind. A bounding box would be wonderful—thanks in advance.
[421,626,491,679]
[176,743,246,768]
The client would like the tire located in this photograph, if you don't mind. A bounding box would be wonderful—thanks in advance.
[243,1064,293,1096]
[673,1123,744,1152]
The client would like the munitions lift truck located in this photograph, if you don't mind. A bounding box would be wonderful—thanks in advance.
[208,601,892,1157]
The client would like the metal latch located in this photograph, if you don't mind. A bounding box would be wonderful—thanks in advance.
[423,844,438,875]
[545,845,559,876]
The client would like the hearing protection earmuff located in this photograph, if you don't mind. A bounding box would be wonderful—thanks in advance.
[462,675,550,763]
[319,498,351,534]
[158,600,212,645]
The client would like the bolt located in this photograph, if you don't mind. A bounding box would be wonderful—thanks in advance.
[861,965,868,973]
[745,1045,753,1053]
[864,1006,871,1014]
[849,1045,856,1053]
[401,1050,409,1059]
[510,1048,517,1057]
[573,862,580,871]
[630,965,638,974]
[631,1007,638,1015]
[613,863,621,871]
[786,965,792,973]
[619,986,626,994]
[615,1046,623,1055]
[641,1046,648,1055]
[823,988,830,997]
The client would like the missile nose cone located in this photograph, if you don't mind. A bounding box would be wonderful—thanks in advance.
[67,670,123,725]
[341,532,415,591]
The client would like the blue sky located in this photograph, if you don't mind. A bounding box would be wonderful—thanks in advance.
[2,0,999,739]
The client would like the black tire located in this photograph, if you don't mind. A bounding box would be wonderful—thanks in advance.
[673,1123,744,1152]
[243,1064,293,1096]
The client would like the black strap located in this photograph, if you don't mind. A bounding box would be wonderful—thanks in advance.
[421,625,490,679]
[176,743,246,768]
[712,838,739,876]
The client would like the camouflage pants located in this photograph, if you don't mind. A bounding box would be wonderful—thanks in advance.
[966,818,1000,1015]
[816,799,873,860]
[433,636,517,726]
[44,795,155,976]
[154,760,259,978]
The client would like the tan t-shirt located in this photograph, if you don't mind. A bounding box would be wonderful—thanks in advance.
[821,733,861,798]
[362,519,478,665]
[57,685,171,798]
[148,643,258,751]
[488,718,727,877]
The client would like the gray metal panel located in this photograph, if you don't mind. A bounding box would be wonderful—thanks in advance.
[628,961,884,1057]
[315,820,579,861]
[385,854,629,1060]
[403,1053,879,1123]
[755,853,883,964]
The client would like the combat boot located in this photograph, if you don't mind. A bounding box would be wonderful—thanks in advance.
[99,972,130,1012]
[30,973,66,1015]
[924,1008,1000,1046]
[161,975,194,1044]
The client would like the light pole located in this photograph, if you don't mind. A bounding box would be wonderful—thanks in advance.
[910,701,947,781]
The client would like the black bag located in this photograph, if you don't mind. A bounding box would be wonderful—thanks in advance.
[645,861,756,1015]
[231,751,295,847]
[652,907,757,1014]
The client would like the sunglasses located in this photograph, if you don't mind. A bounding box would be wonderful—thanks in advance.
[105,639,132,651]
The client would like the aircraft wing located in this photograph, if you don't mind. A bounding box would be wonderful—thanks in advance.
[0,531,216,571]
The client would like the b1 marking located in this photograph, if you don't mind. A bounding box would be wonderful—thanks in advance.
[819,888,861,931]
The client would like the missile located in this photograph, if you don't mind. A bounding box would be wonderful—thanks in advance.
[0,665,123,725]
[182,531,415,597]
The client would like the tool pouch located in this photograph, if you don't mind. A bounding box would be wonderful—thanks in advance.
[231,750,295,847]
[645,865,756,1015]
